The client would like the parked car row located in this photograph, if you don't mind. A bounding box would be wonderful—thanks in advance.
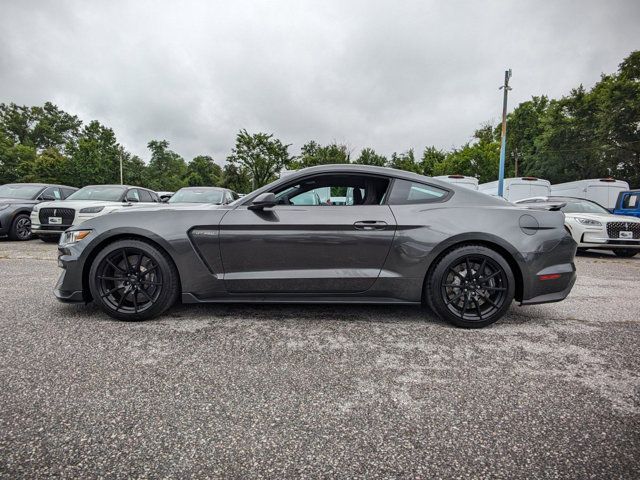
[435,175,639,257]
[0,183,240,241]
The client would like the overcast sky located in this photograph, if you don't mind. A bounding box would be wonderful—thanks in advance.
[1,0,639,163]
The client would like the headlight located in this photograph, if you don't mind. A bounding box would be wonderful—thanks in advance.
[575,217,602,226]
[79,206,105,214]
[60,229,92,245]
[0,204,9,211]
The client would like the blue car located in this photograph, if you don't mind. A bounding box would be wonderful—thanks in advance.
[613,190,640,218]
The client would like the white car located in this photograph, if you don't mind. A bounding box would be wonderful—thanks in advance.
[31,185,161,242]
[516,196,640,258]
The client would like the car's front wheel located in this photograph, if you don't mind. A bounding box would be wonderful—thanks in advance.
[9,214,33,241]
[613,249,637,258]
[426,245,515,328]
[88,239,179,321]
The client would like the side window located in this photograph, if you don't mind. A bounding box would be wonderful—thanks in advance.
[273,174,390,206]
[138,189,154,202]
[61,188,76,199]
[126,189,140,202]
[622,193,639,209]
[40,187,62,200]
[388,179,448,205]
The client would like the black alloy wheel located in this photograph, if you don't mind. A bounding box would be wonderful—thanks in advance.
[427,245,515,328]
[89,239,179,321]
[9,214,32,241]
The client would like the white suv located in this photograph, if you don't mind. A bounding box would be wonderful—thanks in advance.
[31,185,160,242]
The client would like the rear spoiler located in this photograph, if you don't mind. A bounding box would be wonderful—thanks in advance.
[519,202,566,212]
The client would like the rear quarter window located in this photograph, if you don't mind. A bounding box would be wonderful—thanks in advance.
[388,179,449,205]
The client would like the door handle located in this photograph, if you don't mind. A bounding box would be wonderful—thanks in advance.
[354,220,388,230]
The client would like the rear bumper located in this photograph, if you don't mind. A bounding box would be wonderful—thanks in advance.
[520,269,577,305]
[520,234,578,305]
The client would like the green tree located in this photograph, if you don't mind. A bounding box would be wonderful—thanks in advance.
[0,102,81,152]
[221,163,252,193]
[355,147,386,166]
[121,151,147,187]
[144,140,188,191]
[294,141,350,168]
[432,128,500,182]
[186,155,222,186]
[66,120,121,187]
[25,147,71,184]
[388,149,421,173]
[227,129,291,189]
[0,131,37,184]
[421,146,447,176]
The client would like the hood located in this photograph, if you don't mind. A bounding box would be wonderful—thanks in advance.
[565,212,640,223]
[112,203,223,215]
[0,197,38,206]
[35,200,129,210]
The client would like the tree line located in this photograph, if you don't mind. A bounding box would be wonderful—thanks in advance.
[1,51,638,193]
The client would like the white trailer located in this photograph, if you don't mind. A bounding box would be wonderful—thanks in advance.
[478,177,551,202]
[433,175,479,190]
[550,178,630,210]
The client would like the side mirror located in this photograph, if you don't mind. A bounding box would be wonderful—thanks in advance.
[248,192,276,210]
[40,194,56,201]
[161,197,170,203]
[126,196,139,203]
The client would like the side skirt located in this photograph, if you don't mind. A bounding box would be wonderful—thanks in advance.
[181,293,421,305]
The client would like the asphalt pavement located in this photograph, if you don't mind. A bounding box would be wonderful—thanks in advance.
[0,240,638,478]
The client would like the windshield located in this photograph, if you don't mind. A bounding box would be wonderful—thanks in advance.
[559,198,610,214]
[67,186,125,201]
[169,188,224,204]
[0,184,44,200]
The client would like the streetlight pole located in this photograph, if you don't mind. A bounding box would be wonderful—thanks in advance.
[497,69,512,198]
[119,151,123,185]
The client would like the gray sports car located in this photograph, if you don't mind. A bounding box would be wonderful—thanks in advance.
[55,165,577,328]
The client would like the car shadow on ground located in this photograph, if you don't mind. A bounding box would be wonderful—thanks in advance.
[61,300,543,330]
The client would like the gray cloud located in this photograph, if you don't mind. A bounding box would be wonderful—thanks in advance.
[1,0,639,163]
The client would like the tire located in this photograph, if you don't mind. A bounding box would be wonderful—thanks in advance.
[613,249,637,258]
[426,245,515,328]
[8,214,33,241]
[39,235,61,243]
[88,239,179,321]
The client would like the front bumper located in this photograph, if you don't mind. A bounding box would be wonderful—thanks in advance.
[54,241,89,304]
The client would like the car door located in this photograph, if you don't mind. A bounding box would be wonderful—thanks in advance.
[218,173,397,293]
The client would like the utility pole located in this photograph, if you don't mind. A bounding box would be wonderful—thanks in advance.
[498,69,512,197]
[119,151,123,185]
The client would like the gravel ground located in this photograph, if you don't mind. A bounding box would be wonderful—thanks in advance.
[0,240,638,479]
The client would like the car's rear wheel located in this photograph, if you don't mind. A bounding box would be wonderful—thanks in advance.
[613,249,637,258]
[9,214,32,241]
[88,239,179,321]
[427,245,515,328]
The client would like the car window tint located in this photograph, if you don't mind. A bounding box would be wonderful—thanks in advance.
[41,187,62,200]
[61,188,76,199]
[388,179,448,205]
[273,174,390,206]
[138,189,154,202]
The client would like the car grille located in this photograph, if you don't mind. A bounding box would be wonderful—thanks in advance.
[39,207,75,225]
[606,221,640,239]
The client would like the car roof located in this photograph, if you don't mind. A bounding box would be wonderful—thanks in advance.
[279,164,453,187]
[80,184,153,190]
[4,183,76,189]
[178,186,226,190]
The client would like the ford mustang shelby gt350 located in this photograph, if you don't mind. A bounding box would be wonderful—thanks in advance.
[55,165,577,328]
